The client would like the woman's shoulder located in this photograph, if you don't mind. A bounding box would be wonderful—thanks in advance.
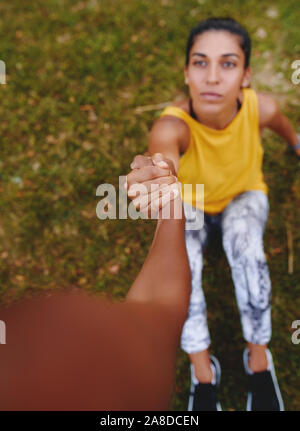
[151,98,191,153]
[254,90,279,128]
[156,98,191,129]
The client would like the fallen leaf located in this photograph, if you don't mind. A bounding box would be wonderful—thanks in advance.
[32,162,40,171]
[98,268,105,277]
[131,34,138,43]
[88,110,98,122]
[81,209,95,219]
[57,33,71,44]
[15,275,25,282]
[266,7,278,18]
[256,28,267,39]
[108,264,120,275]
[82,141,94,151]
[46,135,56,144]
[71,1,86,12]
[24,179,33,186]
[80,104,94,111]
[273,247,282,255]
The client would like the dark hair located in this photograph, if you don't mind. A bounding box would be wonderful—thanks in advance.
[185,17,251,69]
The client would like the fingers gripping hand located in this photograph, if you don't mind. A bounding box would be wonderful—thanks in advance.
[124,153,180,217]
[129,152,175,173]
[133,181,180,210]
[125,152,177,194]
[130,154,155,170]
[138,182,182,219]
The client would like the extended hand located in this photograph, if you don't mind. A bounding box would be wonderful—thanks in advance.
[125,153,181,217]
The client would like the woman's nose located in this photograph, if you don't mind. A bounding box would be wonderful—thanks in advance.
[206,64,220,84]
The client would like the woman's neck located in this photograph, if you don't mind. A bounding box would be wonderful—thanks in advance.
[190,98,240,130]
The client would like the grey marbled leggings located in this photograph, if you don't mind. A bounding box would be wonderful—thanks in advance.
[181,190,272,353]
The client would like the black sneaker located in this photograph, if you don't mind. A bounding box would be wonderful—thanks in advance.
[188,355,222,411]
[243,348,284,411]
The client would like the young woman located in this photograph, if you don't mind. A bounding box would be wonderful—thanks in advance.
[126,17,299,411]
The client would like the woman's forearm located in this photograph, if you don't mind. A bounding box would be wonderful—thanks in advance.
[268,112,298,148]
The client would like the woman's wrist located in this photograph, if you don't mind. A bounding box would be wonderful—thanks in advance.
[290,133,300,151]
[293,134,300,150]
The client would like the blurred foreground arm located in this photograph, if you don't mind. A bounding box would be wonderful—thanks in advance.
[0,185,190,411]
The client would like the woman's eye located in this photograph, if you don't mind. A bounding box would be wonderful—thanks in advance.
[194,60,207,67]
[223,61,235,68]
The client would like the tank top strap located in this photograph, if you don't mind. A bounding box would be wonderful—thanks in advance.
[159,106,196,129]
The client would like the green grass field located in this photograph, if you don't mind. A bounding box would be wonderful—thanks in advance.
[0,0,299,410]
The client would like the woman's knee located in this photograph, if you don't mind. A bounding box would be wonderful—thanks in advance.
[222,228,265,264]
[222,191,269,229]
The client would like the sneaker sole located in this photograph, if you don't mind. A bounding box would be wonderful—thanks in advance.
[243,347,285,411]
[188,354,222,411]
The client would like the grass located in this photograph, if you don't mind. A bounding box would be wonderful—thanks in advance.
[0,0,299,410]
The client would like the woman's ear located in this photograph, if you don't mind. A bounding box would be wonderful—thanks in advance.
[242,66,252,88]
[184,67,189,85]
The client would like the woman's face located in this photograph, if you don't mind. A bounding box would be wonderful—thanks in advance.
[184,30,251,112]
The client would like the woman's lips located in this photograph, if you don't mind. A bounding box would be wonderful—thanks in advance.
[200,92,223,101]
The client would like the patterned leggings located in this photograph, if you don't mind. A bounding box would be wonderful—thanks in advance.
[181,190,272,353]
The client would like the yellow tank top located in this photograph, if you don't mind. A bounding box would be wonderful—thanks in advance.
[159,88,268,214]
